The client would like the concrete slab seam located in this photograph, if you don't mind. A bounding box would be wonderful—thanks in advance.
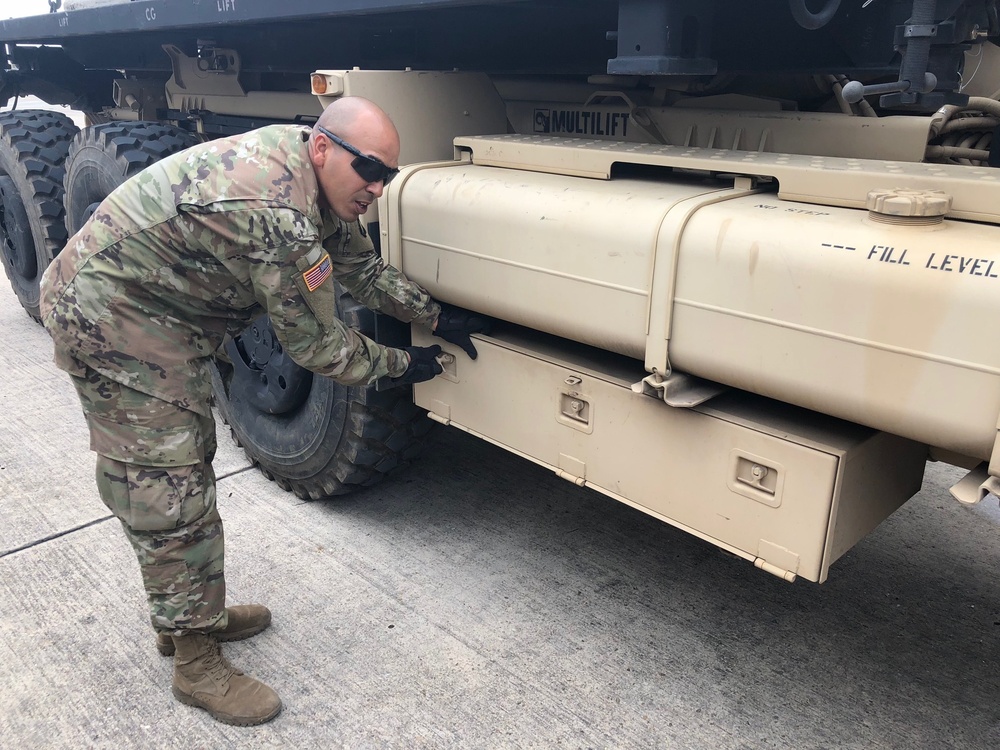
[0,515,114,559]
[216,466,257,482]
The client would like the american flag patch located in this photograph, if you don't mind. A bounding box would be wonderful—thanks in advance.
[303,255,332,292]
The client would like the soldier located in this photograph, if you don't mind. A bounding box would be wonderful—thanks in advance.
[39,97,486,726]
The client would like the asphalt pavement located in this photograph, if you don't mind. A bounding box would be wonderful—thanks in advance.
[1,199,999,748]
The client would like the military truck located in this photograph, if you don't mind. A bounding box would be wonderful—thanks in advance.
[2,0,998,583]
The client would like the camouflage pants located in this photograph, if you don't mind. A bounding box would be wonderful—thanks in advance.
[69,366,228,636]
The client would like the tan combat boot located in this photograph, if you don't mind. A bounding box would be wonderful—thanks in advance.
[171,633,282,726]
[157,604,272,656]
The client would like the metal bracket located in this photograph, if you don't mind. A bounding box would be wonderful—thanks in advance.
[163,43,246,99]
[631,371,727,407]
[949,463,1000,505]
[903,23,939,38]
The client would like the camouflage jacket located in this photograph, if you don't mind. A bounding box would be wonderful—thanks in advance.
[40,124,440,416]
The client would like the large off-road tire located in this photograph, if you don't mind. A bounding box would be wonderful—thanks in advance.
[211,292,433,501]
[62,121,199,234]
[0,110,78,320]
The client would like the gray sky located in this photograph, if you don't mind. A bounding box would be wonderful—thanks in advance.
[2,0,98,20]
[3,1,52,19]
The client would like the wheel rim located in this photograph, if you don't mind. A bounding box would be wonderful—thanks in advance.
[0,175,38,283]
[81,200,102,226]
[225,317,314,415]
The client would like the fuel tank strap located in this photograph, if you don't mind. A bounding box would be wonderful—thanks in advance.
[646,178,763,377]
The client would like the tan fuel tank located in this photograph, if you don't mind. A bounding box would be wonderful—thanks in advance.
[387,162,715,360]
[385,160,1000,461]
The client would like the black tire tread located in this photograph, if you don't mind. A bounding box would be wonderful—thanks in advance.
[63,121,198,235]
[224,384,430,501]
[0,109,78,319]
[75,120,198,173]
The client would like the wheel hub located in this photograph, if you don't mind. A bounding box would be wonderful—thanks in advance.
[0,175,37,280]
[82,201,102,226]
[225,317,313,415]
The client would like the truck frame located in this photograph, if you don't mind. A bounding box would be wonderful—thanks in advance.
[2,0,999,583]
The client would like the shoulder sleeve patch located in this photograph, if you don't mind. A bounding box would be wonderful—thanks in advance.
[303,254,333,291]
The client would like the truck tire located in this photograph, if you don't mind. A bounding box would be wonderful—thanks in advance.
[0,110,78,320]
[211,292,433,500]
[62,121,199,234]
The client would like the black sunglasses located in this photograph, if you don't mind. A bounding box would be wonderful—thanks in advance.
[315,124,400,186]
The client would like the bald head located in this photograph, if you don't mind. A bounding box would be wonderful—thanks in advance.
[314,97,399,149]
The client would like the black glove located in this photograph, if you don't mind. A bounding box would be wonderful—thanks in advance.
[432,303,491,360]
[385,345,444,388]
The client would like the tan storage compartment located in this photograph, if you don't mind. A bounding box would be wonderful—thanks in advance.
[414,327,927,583]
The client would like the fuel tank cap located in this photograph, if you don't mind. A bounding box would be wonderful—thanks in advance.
[866,188,952,224]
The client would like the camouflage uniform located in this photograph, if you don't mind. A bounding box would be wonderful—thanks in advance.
[40,124,440,635]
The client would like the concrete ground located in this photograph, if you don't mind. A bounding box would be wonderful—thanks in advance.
[0,109,998,750]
